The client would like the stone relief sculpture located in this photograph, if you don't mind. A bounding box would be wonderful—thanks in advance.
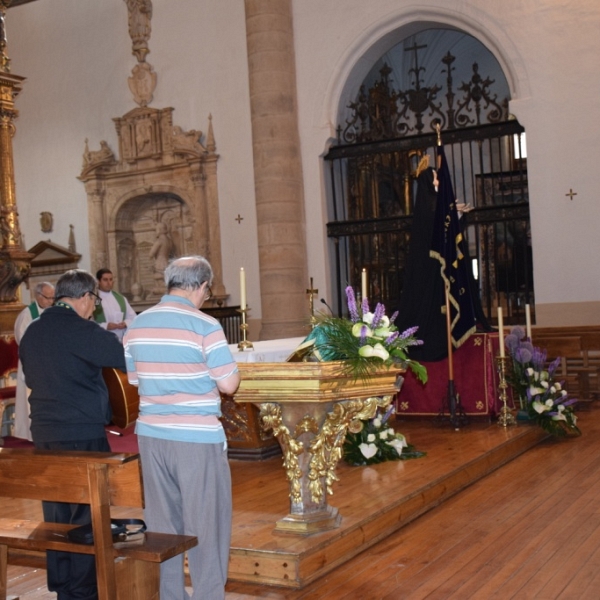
[124,0,157,107]
[172,126,205,156]
[135,120,153,155]
[125,0,152,62]
[128,62,157,107]
[82,139,115,175]
[149,220,176,294]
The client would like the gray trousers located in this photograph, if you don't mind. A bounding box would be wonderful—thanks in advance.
[138,436,232,600]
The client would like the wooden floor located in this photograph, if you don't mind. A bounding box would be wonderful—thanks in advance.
[4,406,600,599]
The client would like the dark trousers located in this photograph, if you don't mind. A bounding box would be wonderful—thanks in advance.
[34,437,111,600]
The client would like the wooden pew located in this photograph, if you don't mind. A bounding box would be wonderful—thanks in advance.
[532,329,600,405]
[0,449,197,600]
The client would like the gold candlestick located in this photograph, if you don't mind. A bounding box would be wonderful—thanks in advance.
[237,307,254,351]
[496,356,516,427]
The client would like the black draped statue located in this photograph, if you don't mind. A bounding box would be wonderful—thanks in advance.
[396,166,493,363]
[396,167,448,362]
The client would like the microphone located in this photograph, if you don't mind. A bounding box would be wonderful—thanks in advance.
[320,298,335,316]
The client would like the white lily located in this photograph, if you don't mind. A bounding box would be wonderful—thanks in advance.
[378,315,390,328]
[372,343,389,361]
[529,385,545,396]
[532,400,549,414]
[386,435,407,455]
[352,323,373,338]
[373,326,392,338]
[359,344,374,357]
[359,443,378,459]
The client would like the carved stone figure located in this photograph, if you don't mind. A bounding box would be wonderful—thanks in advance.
[172,126,204,156]
[82,139,115,169]
[135,121,153,155]
[149,221,175,293]
[125,0,153,62]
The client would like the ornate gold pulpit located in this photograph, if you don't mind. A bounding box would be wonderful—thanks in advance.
[234,362,404,534]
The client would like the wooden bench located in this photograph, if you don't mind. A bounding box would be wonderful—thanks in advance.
[0,449,197,600]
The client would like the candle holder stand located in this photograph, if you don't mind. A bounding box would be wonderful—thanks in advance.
[496,356,516,427]
[237,307,254,351]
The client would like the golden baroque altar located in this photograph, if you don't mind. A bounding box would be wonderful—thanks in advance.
[233,361,404,534]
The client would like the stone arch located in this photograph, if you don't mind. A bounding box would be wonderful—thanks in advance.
[321,5,530,129]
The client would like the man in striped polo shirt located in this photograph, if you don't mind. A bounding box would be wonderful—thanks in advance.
[124,256,240,600]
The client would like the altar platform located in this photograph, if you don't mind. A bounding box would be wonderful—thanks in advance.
[2,415,548,592]
[227,417,547,589]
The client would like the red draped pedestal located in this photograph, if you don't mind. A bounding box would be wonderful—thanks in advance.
[396,332,503,418]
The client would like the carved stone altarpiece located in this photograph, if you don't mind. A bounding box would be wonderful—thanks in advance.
[79,108,226,310]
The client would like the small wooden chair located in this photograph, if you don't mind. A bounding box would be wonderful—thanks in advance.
[538,336,588,404]
[579,332,600,399]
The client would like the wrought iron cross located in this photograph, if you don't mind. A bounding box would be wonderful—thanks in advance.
[565,189,578,201]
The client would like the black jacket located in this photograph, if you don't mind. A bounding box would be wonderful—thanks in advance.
[20,304,126,442]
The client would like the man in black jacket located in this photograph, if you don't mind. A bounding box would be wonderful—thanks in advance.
[20,269,126,600]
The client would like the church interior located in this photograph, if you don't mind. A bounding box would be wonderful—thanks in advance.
[1,0,600,598]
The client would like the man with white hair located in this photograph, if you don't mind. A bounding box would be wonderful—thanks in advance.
[124,256,240,600]
[13,281,55,440]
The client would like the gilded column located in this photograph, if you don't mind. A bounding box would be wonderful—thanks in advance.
[244,0,309,340]
[0,1,33,334]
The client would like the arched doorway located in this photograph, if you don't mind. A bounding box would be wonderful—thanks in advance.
[325,27,532,327]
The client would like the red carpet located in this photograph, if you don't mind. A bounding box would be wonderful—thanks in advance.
[1,424,139,453]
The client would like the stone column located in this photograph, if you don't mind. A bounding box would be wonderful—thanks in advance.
[244,0,309,340]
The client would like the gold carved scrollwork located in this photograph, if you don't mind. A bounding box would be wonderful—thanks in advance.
[260,403,304,504]
[260,395,393,506]
[307,395,392,504]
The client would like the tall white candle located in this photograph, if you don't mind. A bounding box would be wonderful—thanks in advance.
[240,267,246,309]
[498,306,505,358]
[361,268,368,299]
[525,304,532,340]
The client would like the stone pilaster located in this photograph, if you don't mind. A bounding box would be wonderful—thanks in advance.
[244,0,310,340]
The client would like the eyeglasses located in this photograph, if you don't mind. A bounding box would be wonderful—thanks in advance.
[88,291,102,307]
[38,293,55,302]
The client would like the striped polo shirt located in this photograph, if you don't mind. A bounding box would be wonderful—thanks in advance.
[123,294,238,444]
